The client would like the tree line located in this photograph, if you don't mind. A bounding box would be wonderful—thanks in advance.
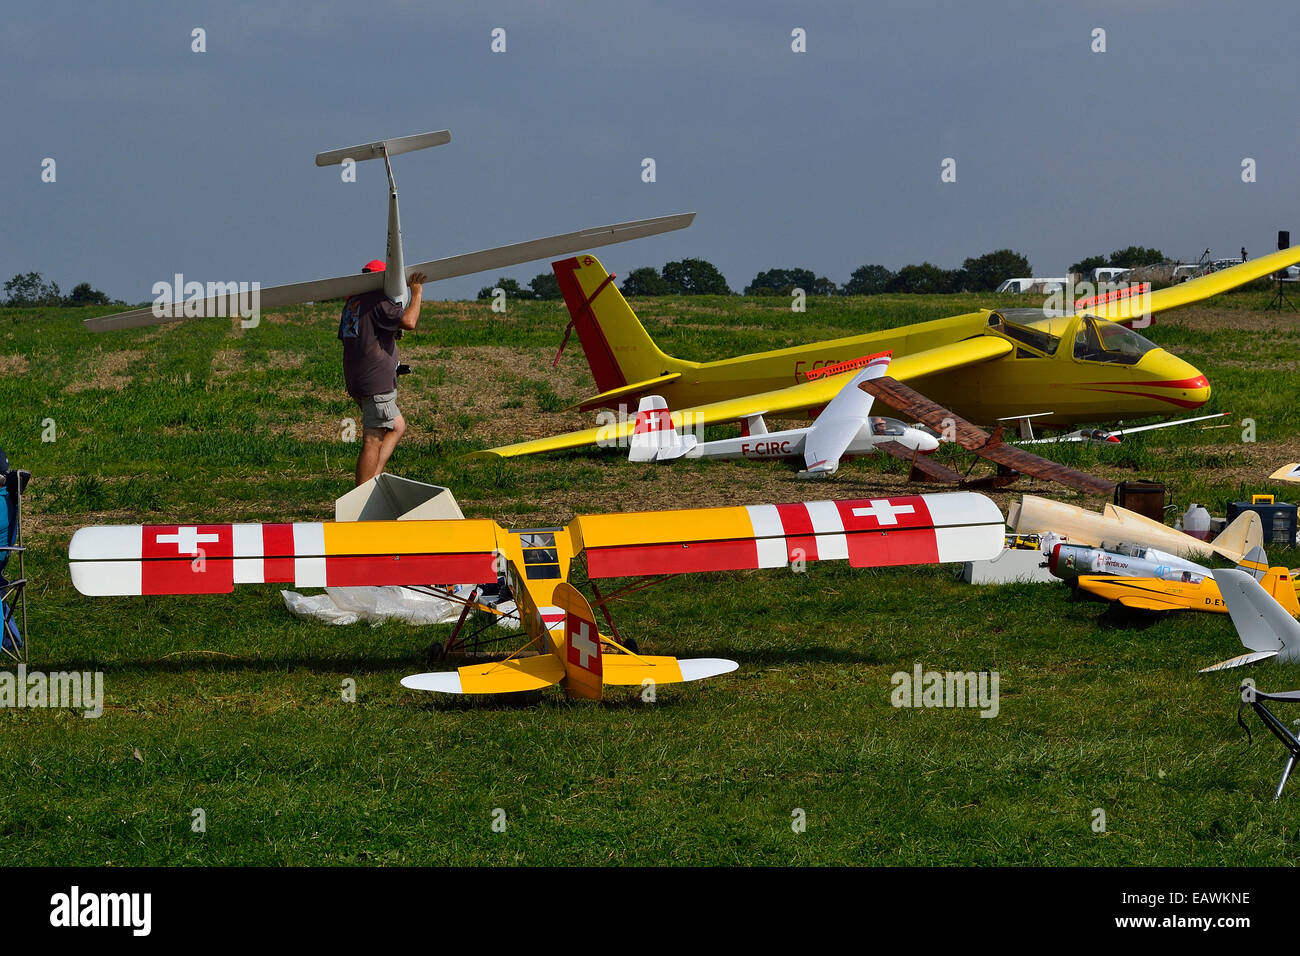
[7,245,1175,310]
[2,272,121,307]
[475,250,1045,300]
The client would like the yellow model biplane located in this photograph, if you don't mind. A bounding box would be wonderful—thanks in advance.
[68,490,1006,700]
[481,247,1300,459]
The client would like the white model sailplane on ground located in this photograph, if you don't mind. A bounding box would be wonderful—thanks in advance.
[627,352,939,477]
[83,129,694,332]
[1014,411,1232,445]
[1201,568,1300,672]
[67,489,1007,701]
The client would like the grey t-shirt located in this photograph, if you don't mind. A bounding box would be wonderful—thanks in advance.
[339,291,403,398]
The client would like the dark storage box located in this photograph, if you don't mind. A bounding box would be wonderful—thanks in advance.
[1227,496,1298,546]
[1115,481,1167,523]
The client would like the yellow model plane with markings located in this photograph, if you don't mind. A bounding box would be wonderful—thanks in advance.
[481,247,1300,459]
[1077,555,1300,617]
[68,489,1006,700]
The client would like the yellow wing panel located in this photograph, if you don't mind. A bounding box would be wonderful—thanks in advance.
[456,654,566,694]
[479,336,1012,458]
[572,505,756,550]
[1085,245,1300,322]
[323,518,501,555]
[600,655,686,685]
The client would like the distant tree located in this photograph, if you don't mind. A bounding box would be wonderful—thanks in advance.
[887,263,956,294]
[620,266,670,296]
[3,272,62,306]
[961,249,1031,292]
[842,264,895,295]
[1068,254,1110,276]
[528,273,561,300]
[1109,246,1165,268]
[476,277,528,300]
[662,258,731,295]
[64,282,112,306]
[746,268,802,296]
[743,268,837,296]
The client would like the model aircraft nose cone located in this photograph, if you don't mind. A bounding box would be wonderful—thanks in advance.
[1138,352,1212,410]
[906,428,940,453]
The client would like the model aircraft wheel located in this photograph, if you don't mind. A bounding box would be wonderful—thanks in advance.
[425,641,445,664]
[624,637,639,654]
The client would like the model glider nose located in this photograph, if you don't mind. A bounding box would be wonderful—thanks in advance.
[911,428,940,453]
[1145,352,1211,410]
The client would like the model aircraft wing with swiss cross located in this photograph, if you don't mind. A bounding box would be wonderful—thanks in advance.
[68,491,1005,700]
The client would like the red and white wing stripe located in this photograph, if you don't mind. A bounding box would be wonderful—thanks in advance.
[579,492,1004,578]
[69,521,501,596]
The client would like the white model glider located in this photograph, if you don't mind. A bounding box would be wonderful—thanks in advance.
[84,129,694,332]
[1200,568,1300,672]
[627,351,939,477]
[1014,411,1231,445]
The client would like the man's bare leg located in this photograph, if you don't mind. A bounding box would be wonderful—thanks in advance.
[372,414,407,478]
[355,431,384,486]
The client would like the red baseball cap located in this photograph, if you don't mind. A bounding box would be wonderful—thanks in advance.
[361,260,386,273]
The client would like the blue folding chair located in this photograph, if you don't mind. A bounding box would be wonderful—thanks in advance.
[1,448,30,663]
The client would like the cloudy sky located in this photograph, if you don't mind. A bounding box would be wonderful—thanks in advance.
[3,0,1296,301]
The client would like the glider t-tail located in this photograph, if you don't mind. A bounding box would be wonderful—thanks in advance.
[1200,568,1299,672]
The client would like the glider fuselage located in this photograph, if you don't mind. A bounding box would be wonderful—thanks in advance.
[640,310,1209,427]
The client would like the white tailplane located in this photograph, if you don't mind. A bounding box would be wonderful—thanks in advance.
[629,396,697,462]
[1200,568,1299,672]
[315,131,454,306]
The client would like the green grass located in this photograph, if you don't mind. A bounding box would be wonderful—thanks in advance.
[2,288,1300,865]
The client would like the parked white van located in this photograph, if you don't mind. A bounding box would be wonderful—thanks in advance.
[995,277,1068,294]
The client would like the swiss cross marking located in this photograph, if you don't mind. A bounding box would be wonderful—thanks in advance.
[157,526,220,555]
[852,500,915,526]
[570,619,598,669]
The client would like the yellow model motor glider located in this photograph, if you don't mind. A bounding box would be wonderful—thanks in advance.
[482,247,1300,458]
[68,490,1006,700]
[1077,562,1300,616]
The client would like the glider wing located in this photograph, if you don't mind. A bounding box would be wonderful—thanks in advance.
[1083,245,1300,324]
[479,337,1013,458]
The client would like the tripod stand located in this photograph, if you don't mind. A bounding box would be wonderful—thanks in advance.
[1266,273,1297,312]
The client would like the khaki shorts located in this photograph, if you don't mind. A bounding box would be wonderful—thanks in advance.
[357,389,400,432]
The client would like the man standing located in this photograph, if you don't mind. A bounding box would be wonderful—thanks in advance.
[339,260,426,485]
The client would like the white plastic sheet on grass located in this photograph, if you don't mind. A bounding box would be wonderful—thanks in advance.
[281,585,475,627]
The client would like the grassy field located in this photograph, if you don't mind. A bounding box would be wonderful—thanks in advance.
[4,287,1300,865]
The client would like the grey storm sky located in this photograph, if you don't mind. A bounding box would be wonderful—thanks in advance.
[2,0,1296,303]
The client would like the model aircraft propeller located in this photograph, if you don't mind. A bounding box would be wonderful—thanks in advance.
[83,129,695,332]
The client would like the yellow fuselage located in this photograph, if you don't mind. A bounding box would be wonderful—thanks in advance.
[1078,569,1300,615]
[650,310,1209,426]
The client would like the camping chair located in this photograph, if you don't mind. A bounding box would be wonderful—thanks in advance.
[1238,682,1300,800]
[1,449,30,664]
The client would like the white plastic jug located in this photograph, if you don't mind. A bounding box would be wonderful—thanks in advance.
[1182,503,1212,541]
